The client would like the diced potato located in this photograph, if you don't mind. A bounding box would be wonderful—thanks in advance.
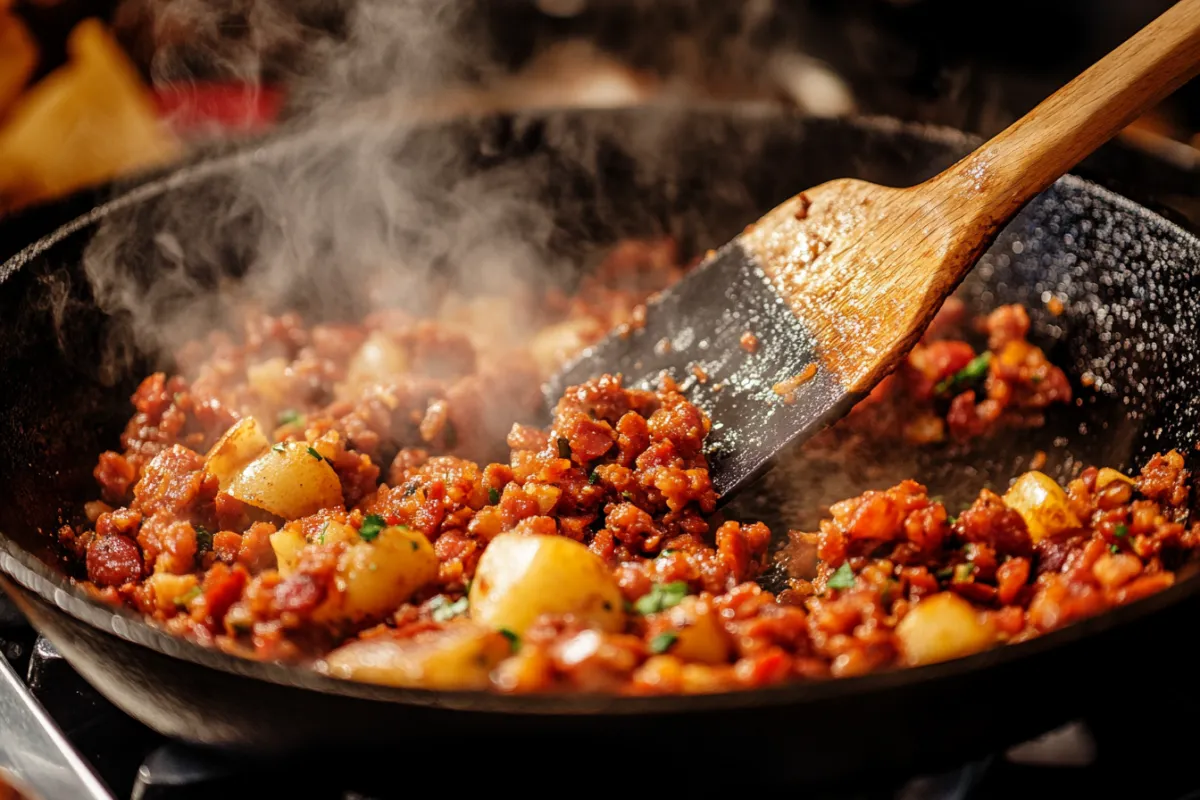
[227,442,343,520]
[147,572,199,613]
[246,357,292,406]
[469,533,624,635]
[269,527,306,577]
[313,525,437,623]
[0,19,180,211]
[0,12,36,116]
[1095,467,1135,490]
[205,417,270,490]
[895,592,996,666]
[664,596,729,664]
[344,331,408,390]
[322,622,511,690]
[1003,471,1081,543]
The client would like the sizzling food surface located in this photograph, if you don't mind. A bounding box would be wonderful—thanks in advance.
[57,240,1200,693]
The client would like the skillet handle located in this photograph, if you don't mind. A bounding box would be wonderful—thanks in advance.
[0,653,112,800]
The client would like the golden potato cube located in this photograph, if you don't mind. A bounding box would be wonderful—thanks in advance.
[205,417,270,490]
[314,526,438,623]
[664,596,730,664]
[147,572,199,613]
[895,592,996,666]
[469,533,624,635]
[227,442,343,520]
[322,622,511,690]
[0,19,179,210]
[1003,471,1081,543]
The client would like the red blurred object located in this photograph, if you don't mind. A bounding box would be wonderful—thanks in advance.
[151,82,283,134]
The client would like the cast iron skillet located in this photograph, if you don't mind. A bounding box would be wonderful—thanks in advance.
[2,106,1200,788]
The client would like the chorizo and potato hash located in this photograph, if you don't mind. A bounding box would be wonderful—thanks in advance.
[58,239,1200,694]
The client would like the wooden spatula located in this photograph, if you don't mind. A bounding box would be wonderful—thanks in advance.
[548,0,1200,500]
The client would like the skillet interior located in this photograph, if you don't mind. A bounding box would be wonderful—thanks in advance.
[3,106,1200,783]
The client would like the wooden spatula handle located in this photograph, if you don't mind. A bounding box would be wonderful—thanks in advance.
[936,0,1200,228]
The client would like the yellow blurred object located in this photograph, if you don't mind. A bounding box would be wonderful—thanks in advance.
[0,12,37,116]
[0,18,179,212]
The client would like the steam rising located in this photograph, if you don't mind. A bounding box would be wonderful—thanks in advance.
[81,0,586,380]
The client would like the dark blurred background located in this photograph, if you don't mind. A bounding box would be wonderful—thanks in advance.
[3,0,1198,212]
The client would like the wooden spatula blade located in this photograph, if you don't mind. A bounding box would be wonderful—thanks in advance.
[546,242,858,499]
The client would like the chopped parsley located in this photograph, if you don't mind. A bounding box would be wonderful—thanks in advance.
[935,352,993,395]
[271,443,285,453]
[278,409,304,426]
[622,491,635,502]
[174,586,202,607]
[1114,523,1129,538]
[194,525,213,554]
[947,515,958,527]
[659,549,678,558]
[499,628,520,652]
[649,632,679,654]
[556,437,572,459]
[953,563,976,582]
[317,521,329,545]
[1109,544,1120,554]
[358,514,387,542]
[430,595,469,622]
[488,487,500,505]
[588,468,599,485]
[827,562,856,590]
[306,445,327,463]
[935,566,955,580]
[634,581,690,615]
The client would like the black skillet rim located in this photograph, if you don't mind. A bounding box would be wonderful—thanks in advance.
[2,105,1200,716]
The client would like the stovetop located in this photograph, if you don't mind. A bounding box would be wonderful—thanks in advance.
[3,589,1199,800]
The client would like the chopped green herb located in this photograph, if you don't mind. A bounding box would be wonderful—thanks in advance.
[272,443,285,453]
[404,482,419,497]
[306,445,325,462]
[1114,523,1129,538]
[953,563,976,582]
[947,515,958,527]
[659,549,678,558]
[443,421,458,449]
[556,437,572,460]
[935,352,993,395]
[317,521,329,545]
[430,595,469,623]
[1109,543,1120,554]
[634,581,690,615]
[499,628,520,652]
[488,487,500,505]
[649,632,679,654]
[359,514,386,542]
[935,566,955,580]
[278,409,304,426]
[174,586,202,607]
[194,525,213,554]
[588,468,599,485]
[622,491,635,502]
[827,562,856,590]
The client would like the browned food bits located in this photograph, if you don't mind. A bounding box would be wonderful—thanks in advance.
[56,239,1178,695]
[739,331,759,354]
